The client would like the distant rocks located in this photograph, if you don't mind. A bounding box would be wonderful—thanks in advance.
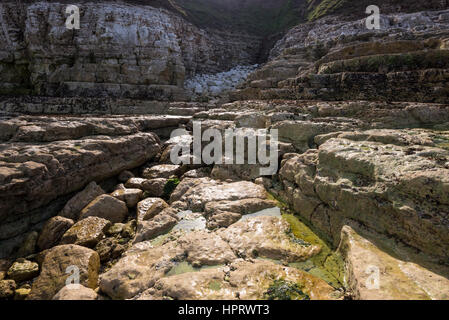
[185,65,258,100]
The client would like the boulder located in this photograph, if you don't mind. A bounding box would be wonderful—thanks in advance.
[142,178,168,197]
[27,245,100,300]
[124,178,147,189]
[59,182,105,220]
[6,259,39,282]
[111,188,143,208]
[60,217,111,248]
[338,225,449,300]
[79,195,128,223]
[136,198,169,222]
[134,213,178,243]
[37,216,74,251]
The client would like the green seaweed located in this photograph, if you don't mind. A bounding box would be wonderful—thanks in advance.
[163,177,180,199]
[264,279,310,300]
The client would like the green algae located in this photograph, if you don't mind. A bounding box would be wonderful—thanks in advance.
[267,192,344,288]
[264,279,310,300]
[163,177,180,199]
[166,261,198,277]
[283,213,344,288]
[208,280,222,291]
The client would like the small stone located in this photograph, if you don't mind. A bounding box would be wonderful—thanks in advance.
[106,223,125,236]
[142,164,181,179]
[141,178,167,197]
[79,195,128,223]
[60,217,111,248]
[14,287,31,300]
[137,198,169,222]
[111,188,143,207]
[0,280,16,299]
[124,178,147,189]
[37,216,74,251]
[118,170,134,183]
[121,220,137,239]
[95,238,118,262]
[134,213,178,243]
[7,260,39,282]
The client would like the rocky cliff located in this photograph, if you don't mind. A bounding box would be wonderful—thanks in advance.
[0,1,261,99]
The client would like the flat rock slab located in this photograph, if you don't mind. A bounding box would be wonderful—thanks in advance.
[218,216,321,263]
[137,259,340,300]
[170,178,268,211]
[338,225,449,300]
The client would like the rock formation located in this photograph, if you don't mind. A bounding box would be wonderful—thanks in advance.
[0,0,448,301]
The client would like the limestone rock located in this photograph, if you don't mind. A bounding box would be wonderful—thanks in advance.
[60,217,111,248]
[218,216,321,262]
[136,198,169,222]
[27,245,100,300]
[142,178,168,197]
[111,188,143,208]
[0,280,16,299]
[124,178,147,189]
[134,213,178,244]
[170,178,268,211]
[278,132,449,260]
[53,285,98,300]
[138,260,339,300]
[79,195,128,223]
[37,216,74,251]
[60,182,105,220]
[100,241,185,299]
[338,225,449,300]
[142,164,181,179]
[6,260,39,282]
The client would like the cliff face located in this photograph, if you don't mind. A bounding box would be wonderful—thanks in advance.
[0,1,261,99]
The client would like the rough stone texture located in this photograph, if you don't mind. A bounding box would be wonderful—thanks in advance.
[0,127,160,257]
[27,244,100,300]
[37,216,74,251]
[60,217,111,248]
[142,178,168,197]
[218,216,321,262]
[0,2,261,99]
[0,280,16,299]
[6,259,39,282]
[338,225,449,300]
[136,198,169,222]
[134,212,178,243]
[137,259,340,300]
[111,188,143,208]
[52,285,98,300]
[60,182,105,220]
[170,178,268,211]
[142,164,182,179]
[234,9,449,104]
[278,131,449,261]
[79,195,128,224]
